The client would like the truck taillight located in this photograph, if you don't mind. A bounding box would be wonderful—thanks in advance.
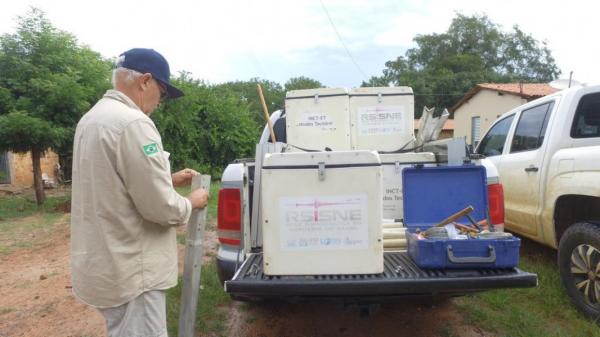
[487,183,505,227]
[217,188,241,246]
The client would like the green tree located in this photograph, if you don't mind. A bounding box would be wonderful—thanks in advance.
[364,13,560,116]
[284,76,324,92]
[0,8,112,198]
[153,73,259,178]
[0,112,68,204]
[215,78,285,128]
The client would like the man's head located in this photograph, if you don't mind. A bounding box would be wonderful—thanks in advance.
[112,48,183,115]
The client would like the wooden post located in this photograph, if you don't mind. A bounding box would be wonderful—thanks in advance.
[257,84,277,143]
[178,175,211,337]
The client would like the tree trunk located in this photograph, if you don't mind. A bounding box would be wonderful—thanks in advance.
[58,154,71,183]
[31,149,45,205]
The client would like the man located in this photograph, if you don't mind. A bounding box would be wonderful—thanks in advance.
[70,48,209,337]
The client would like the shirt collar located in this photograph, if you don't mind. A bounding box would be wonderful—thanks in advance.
[103,90,143,112]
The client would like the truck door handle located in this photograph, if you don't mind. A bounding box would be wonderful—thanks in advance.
[524,166,539,172]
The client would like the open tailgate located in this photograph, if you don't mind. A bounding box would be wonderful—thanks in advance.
[225,252,537,299]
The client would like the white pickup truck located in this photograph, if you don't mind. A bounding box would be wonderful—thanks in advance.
[216,87,536,305]
[475,84,600,318]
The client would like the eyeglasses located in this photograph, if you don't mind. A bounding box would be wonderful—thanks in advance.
[154,78,167,100]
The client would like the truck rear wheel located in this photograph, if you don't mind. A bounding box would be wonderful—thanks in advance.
[558,222,600,319]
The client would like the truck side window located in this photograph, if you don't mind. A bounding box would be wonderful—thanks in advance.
[476,114,515,157]
[571,93,600,138]
[510,102,554,153]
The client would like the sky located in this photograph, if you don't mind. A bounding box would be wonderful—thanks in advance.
[0,0,597,88]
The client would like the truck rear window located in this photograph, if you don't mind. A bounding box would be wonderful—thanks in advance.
[476,115,515,156]
[510,102,554,153]
[571,92,600,138]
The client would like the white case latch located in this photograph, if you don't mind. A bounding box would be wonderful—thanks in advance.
[318,162,326,181]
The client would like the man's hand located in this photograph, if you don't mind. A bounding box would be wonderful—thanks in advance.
[172,168,199,187]
[187,188,209,209]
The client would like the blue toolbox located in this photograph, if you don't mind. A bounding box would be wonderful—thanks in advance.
[403,165,520,269]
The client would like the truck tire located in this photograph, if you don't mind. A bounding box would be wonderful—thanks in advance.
[558,222,600,319]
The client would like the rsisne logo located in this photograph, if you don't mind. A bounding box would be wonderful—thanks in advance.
[357,106,405,136]
[284,198,363,222]
[285,209,362,222]
[279,195,369,251]
[360,111,403,122]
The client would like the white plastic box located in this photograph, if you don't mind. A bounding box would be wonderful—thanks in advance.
[261,150,383,275]
[349,87,414,152]
[380,152,436,220]
[285,88,351,151]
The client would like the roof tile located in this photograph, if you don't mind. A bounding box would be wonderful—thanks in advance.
[477,83,558,97]
[450,83,558,112]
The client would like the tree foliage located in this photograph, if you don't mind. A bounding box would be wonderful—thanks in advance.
[364,13,560,116]
[284,76,323,92]
[0,111,67,153]
[153,73,260,178]
[0,8,111,123]
[0,8,111,203]
[214,78,285,127]
[0,111,69,204]
[0,9,327,185]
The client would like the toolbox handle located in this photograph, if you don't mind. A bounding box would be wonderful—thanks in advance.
[446,245,496,264]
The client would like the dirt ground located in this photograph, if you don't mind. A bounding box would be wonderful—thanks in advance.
[226,299,492,337]
[0,213,218,337]
[0,214,102,337]
[0,213,491,337]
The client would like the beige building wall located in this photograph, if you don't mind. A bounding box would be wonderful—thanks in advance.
[454,90,527,145]
[9,150,59,187]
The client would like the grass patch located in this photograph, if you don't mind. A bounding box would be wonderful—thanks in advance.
[456,240,600,337]
[0,194,70,220]
[438,325,457,337]
[0,307,15,315]
[176,232,187,245]
[166,261,231,337]
[0,212,63,234]
[0,191,70,255]
[0,212,64,255]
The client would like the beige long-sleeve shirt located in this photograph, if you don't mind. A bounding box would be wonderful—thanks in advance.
[70,90,191,308]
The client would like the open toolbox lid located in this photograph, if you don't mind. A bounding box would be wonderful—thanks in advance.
[402,165,488,232]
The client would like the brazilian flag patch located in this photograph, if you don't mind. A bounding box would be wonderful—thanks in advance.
[143,143,159,156]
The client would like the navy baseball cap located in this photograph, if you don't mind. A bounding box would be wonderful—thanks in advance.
[117,48,184,99]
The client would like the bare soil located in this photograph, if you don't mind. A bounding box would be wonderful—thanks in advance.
[0,215,218,337]
[0,213,490,337]
[226,299,491,337]
[0,214,102,337]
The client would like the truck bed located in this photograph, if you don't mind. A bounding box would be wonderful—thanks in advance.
[225,252,537,299]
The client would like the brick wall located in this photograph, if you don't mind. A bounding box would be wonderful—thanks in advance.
[10,150,59,187]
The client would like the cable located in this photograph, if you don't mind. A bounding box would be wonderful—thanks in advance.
[319,0,368,80]
[378,137,415,154]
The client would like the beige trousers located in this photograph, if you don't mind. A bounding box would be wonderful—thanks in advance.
[97,290,168,337]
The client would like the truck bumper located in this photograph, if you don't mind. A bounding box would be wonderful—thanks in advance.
[216,244,241,285]
[225,252,537,299]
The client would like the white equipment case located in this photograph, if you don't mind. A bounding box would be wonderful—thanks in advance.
[285,88,351,151]
[261,150,383,275]
[349,87,414,152]
[380,152,437,220]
